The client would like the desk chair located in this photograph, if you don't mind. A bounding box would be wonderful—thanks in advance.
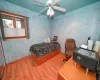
[63,39,76,61]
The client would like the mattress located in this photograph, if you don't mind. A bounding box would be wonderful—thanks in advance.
[30,42,60,57]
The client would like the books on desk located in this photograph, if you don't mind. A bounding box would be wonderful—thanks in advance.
[81,40,93,50]
[81,45,88,49]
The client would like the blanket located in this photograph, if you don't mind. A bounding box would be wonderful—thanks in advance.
[30,42,60,57]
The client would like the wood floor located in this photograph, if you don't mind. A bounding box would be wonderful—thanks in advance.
[2,53,65,80]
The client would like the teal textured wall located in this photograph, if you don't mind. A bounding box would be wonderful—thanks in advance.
[51,1,100,52]
[0,0,100,63]
[0,0,51,63]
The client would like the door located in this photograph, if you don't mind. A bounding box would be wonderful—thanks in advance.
[0,14,6,80]
[0,36,5,79]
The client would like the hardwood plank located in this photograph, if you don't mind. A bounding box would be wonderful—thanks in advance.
[2,53,65,80]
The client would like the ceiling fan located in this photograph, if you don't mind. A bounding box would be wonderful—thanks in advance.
[33,0,66,17]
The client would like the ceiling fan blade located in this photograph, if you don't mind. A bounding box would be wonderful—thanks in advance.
[33,0,46,6]
[52,0,60,6]
[53,6,66,12]
[39,7,48,14]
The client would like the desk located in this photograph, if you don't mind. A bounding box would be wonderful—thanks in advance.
[73,48,98,75]
[58,58,96,80]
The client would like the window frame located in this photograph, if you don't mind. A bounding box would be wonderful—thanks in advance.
[0,10,27,39]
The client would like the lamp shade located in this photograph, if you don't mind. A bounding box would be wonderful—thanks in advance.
[47,7,54,17]
[47,7,50,15]
[50,8,54,16]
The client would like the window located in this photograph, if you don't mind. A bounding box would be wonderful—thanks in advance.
[16,18,24,28]
[0,10,27,39]
[2,15,13,28]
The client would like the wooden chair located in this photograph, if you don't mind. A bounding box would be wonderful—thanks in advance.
[63,39,76,61]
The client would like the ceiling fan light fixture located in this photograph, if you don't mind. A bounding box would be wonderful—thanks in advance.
[47,7,51,15]
[50,9,54,16]
[47,7,54,17]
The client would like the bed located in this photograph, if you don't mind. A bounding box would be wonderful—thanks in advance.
[30,42,60,65]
